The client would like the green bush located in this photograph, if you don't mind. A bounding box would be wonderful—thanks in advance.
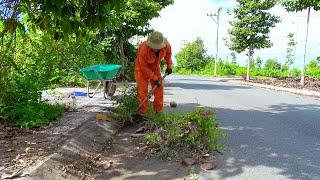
[4,102,64,128]
[0,32,106,128]
[145,108,227,159]
[175,37,208,71]
[111,86,138,123]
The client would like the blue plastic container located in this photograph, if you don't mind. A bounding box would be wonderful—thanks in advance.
[73,91,87,97]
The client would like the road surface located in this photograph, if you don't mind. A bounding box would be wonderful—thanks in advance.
[164,75,320,180]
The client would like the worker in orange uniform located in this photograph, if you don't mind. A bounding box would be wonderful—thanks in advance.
[134,31,173,121]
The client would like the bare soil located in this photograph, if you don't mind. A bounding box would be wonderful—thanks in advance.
[97,124,192,180]
[248,77,320,92]
[0,111,92,179]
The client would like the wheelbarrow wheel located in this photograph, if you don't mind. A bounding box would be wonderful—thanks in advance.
[104,81,116,99]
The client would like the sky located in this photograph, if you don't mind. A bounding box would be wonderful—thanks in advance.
[149,0,320,67]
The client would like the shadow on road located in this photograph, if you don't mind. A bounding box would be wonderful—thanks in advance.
[165,82,250,91]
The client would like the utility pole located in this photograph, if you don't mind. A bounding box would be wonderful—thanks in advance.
[207,7,222,77]
[292,22,298,71]
[301,6,311,86]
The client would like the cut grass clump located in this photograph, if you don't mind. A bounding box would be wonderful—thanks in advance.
[144,108,227,160]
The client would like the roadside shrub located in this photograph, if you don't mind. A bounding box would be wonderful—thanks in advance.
[3,102,64,128]
[144,108,227,159]
[111,86,138,123]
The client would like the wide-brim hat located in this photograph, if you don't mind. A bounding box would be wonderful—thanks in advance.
[146,31,167,50]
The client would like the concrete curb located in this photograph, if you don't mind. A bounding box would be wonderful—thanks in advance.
[228,80,320,98]
[20,113,120,180]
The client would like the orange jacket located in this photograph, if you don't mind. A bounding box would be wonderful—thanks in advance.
[135,41,172,81]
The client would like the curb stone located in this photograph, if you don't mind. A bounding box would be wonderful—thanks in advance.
[19,114,120,180]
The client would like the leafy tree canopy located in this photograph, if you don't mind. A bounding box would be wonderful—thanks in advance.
[282,0,320,11]
[0,0,173,39]
[228,0,280,54]
[175,37,209,71]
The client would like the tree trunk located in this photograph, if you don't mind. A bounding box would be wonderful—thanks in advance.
[246,49,252,81]
[118,38,126,66]
[301,6,311,86]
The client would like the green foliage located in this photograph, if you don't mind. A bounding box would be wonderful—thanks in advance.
[145,108,227,158]
[0,0,173,128]
[145,133,162,145]
[111,87,138,123]
[217,61,237,76]
[228,0,280,79]
[3,102,64,128]
[231,52,237,65]
[175,37,209,71]
[282,0,320,11]
[264,58,281,71]
[306,59,320,78]
[228,0,280,53]
[286,32,296,67]
[255,56,263,69]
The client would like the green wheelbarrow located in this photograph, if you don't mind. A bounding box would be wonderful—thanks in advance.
[79,64,122,99]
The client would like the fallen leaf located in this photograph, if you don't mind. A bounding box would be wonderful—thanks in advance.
[15,154,21,160]
[182,158,196,166]
[148,144,160,149]
[135,125,147,134]
[95,113,109,121]
[179,130,190,138]
[18,159,25,164]
[27,159,36,165]
[99,161,111,170]
[200,162,216,171]
[202,153,210,157]
[188,121,197,133]
[26,141,37,145]
[24,147,32,153]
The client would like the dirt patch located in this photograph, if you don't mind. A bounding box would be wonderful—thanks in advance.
[97,124,192,180]
[0,125,58,177]
[248,77,320,92]
[0,111,92,178]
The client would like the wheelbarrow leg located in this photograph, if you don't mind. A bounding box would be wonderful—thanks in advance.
[87,80,102,98]
[103,80,116,99]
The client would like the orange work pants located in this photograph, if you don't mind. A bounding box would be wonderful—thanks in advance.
[135,70,163,115]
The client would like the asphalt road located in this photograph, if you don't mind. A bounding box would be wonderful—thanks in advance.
[164,75,320,180]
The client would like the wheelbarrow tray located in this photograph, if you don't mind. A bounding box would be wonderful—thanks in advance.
[80,64,122,80]
[79,64,122,99]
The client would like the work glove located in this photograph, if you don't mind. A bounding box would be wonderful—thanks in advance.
[153,80,161,88]
[165,68,172,75]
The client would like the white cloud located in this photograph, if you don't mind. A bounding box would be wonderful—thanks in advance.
[150,0,320,67]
